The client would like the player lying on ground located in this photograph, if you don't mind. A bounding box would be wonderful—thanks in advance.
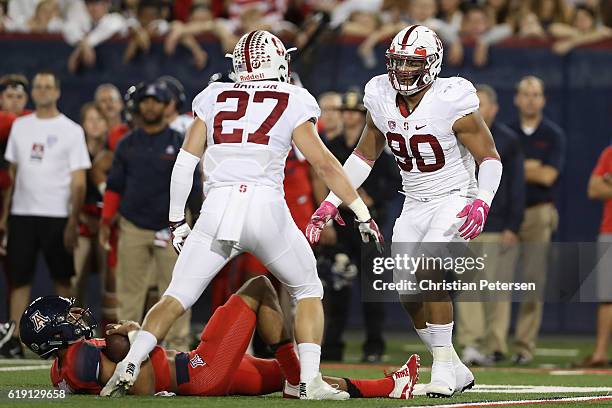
[19,276,420,399]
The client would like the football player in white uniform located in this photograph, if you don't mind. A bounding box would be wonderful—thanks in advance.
[101,30,384,400]
[307,25,503,398]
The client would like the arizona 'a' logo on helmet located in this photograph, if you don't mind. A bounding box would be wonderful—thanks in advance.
[227,30,296,83]
[386,25,444,96]
[30,310,51,333]
[19,296,97,358]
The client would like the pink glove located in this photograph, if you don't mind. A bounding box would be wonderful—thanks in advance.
[456,199,490,240]
[305,201,345,244]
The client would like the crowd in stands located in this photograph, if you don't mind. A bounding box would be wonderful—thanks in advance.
[0,0,610,72]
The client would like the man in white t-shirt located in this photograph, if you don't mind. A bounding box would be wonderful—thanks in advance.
[0,71,91,358]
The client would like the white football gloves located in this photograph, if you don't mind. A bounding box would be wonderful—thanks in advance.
[169,219,191,254]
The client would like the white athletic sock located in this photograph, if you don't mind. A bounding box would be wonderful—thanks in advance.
[427,321,454,348]
[297,343,321,383]
[123,330,157,364]
[415,326,433,353]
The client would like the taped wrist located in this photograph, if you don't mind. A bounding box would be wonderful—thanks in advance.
[326,151,374,207]
[477,158,503,206]
[348,198,371,222]
[169,149,200,222]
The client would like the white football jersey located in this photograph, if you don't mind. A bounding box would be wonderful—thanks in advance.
[364,74,479,200]
[192,81,320,192]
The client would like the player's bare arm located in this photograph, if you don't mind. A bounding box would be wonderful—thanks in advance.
[180,116,208,157]
[453,111,500,164]
[294,121,384,249]
[353,111,387,162]
[293,121,360,206]
[453,111,503,240]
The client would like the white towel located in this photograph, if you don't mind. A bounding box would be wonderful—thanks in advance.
[215,184,254,246]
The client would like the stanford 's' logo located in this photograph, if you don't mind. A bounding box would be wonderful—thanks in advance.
[30,310,51,333]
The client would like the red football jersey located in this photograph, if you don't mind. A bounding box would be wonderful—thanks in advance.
[50,339,170,394]
[51,339,106,394]
[283,144,312,205]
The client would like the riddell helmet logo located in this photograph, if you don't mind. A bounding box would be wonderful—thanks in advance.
[239,72,266,81]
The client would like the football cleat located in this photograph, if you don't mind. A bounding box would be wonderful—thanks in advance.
[412,360,475,396]
[100,359,141,397]
[426,346,456,398]
[299,373,350,400]
[283,381,299,399]
[454,362,475,393]
[388,354,420,399]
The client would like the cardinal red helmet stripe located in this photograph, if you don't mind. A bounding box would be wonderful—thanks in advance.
[401,25,420,49]
[243,31,257,73]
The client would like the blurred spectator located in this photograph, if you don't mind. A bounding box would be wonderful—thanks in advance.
[585,145,612,367]
[358,0,461,68]
[94,83,128,147]
[550,5,612,55]
[0,71,90,358]
[99,82,202,350]
[24,0,62,33]
[509,76,565,365]
[0,74,30,115]
[438,0,463,31]
[317,91,343,142]
[0,74,31,240]
[160,3,210,69]
[327,0,382,30]
[164,2,234,55]
[469,3,539,67]
[123,1,171,64]
[65,0,128,73]
[456,84,525,366]
[5,0,88,33]
[71,103,108,308]
[91,83,128,207]
[529,0,572,28]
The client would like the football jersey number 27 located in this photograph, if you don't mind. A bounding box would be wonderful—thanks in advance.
[213,90,289,145]
[386,132,445,172]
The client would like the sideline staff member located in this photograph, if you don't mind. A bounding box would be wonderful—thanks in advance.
[100,82,202,351]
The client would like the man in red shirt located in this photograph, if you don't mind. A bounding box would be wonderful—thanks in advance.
[19,276,420,399]
[586,146,612,367]
[0,74,32,198]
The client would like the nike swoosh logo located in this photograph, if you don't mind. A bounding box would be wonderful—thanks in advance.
[416,125,426,130]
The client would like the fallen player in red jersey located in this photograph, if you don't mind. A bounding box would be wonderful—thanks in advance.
[19,276,419,399]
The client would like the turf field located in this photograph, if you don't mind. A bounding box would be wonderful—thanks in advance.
[1,334,610,407]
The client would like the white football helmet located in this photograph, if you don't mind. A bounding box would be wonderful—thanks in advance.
[386,25,444,96]
[227,30,296,83]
